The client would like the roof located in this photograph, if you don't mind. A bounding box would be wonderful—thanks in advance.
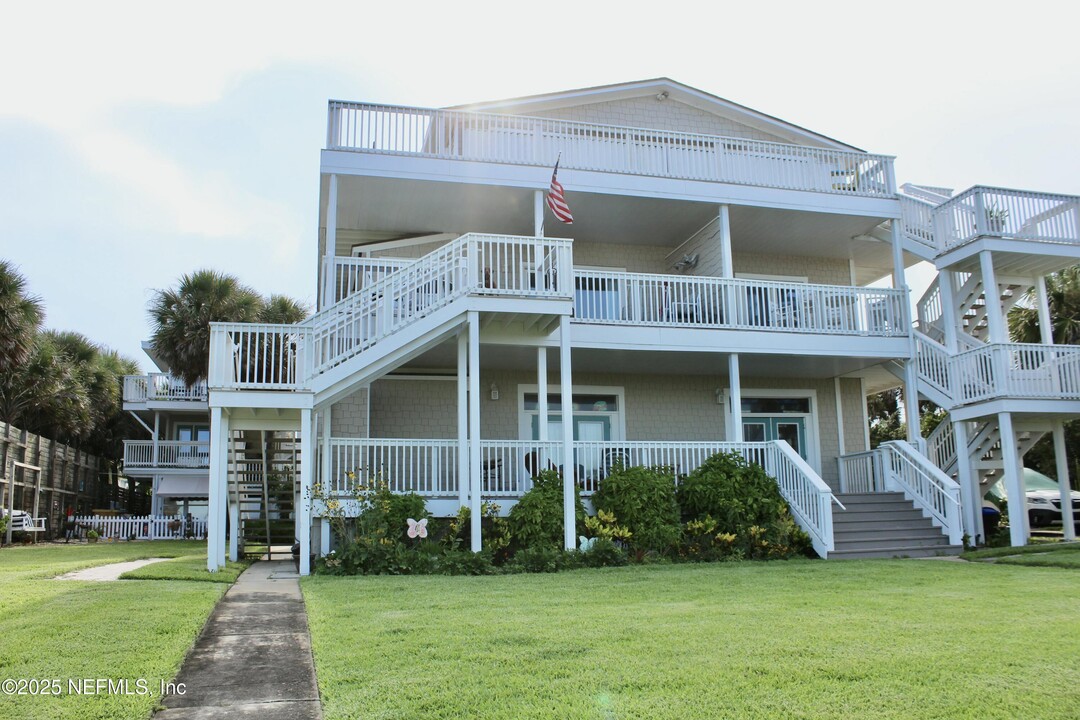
[447,77,863,152]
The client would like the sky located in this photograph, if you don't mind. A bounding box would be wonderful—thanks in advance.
[1,1,1077,371]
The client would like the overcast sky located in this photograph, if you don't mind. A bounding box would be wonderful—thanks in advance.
[2,1,1077,370]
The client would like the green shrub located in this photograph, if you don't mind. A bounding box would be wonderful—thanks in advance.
[580,537,628,567]
[593,465,680,556]
[508,470,585,551]
[677,452,810,559]
[506,545,582,573]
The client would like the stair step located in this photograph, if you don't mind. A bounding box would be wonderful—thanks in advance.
[834,531,950,549]
[829,544,962,560]
[834,492,908,503]
[835,509,934,523]
[833,519,938,533]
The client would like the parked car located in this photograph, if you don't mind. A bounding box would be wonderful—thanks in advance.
[985,468,1080,528]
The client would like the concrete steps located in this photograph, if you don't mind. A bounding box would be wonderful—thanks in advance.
[831,492,962,559]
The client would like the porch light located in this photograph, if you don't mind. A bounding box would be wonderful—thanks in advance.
[490,383,500,401]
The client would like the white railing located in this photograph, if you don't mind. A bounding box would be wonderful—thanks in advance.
[934,186,1080,253]
[953,342,1080,404]
[73,515,207,540]
[913,331,954,401]
[210,234,573,391]
[124,441,210,470]
[327,101,896,198]
[898,194,938,253]
[926,419,957,476]
[324,437,835,556]
[915,279,943,341]
[573,270,907,336]
[124,374,208,403]
[838,441,963,545]
[323,256,417,305]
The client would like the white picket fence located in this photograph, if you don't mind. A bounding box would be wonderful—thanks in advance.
[73,515,207,540]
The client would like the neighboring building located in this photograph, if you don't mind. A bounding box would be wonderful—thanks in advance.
[197,78,1079,573]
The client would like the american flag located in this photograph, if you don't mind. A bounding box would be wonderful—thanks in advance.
[546,159,573,224]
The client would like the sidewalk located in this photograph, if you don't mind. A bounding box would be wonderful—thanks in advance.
[154,560,322,719]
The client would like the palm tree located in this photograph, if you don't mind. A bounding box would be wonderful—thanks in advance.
[1009,265,1080,344]
[149,270,263,386]
[0,260,44,376]
[259,295,309,324]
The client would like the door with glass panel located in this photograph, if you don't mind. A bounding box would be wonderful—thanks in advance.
[742,417,807,460]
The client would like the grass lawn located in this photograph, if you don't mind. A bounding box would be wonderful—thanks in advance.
[303,560,1080,720]
[119,554,251,583]
[0,541,227,720]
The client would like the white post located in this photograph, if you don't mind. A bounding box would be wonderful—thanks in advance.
[892,220,921,446]
[559,315,575,551]
[468,312,482,552]
[1052,421,1076,541]
[538,347,549,443]
[323,174,339,309]
[997,412,1027,547]
[718,204,733,278]
[299,408,314,575]
[457,330,469,509]
[152,412,160,466]
[534,190,545,237]
[207,407,227,571]
[727,354,743,442]
[953,421,980,543]
[321,409,332,555]
[833,377,846,458]
[890,217,906,292]
[938,271,959,352]
[980,250,1005,344]
[1036,275,1054,345]
[228,450,239,563]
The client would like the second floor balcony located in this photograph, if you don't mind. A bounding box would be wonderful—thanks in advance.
[123,374,208,405]
[124,440,210,472]
[326,101,896,199]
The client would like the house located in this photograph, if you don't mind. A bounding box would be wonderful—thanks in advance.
[199,78,1080,574]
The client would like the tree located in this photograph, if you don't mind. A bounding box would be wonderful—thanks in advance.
[0,260,44,376]
[149,270,264,386]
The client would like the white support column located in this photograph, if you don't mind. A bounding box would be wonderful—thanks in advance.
[718,204,733,278]
[953,421,980,543]
[559,315,575,551]
[980,250,1006,344]
[207,407,227,572]
[903,364,921,446]
[468,312,482,552]
[1052,421,1076,541]
[727,354,743,442]
[859,378,871,451]
[320,409,332,555]
[228,463,239,563]
[323,174,339,309]
[890,218,906,292]
[152,412,160,464]
[537,346,549,443]
[299,408,314,575]
[534,190,545,237]
[1036,275,1054,344]
[457,331,468,508]
[938,270,960,353]
[997,412,1027,547]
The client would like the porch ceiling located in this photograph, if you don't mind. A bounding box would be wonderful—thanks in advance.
[394,338,894,380]
[326,175,896,273]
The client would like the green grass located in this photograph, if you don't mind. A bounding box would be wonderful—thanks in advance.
[119,554,251,583]
[0,541,228,720]
[962,540,1080,560]
[993,546,1080,569]
[303,560,1080,720]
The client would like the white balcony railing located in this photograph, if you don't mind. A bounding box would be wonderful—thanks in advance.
[124,441,210,470]
[952,343,1080,404]
[210,234,574,391]
[325,438,836,556]
[934,186,1080,253]
[327,101,896,198]
[123,374,208,403]
[573,270,907,337]
[322,256,416,305]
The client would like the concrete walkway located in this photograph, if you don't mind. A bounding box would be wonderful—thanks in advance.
[54,557,172,581]
[154,561,322,719]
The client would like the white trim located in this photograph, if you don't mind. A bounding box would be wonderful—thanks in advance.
[735,272,809,284]
[833,378,846,457]
[351,233,459,256]
[724,388,822,475]
[517,384,627,442]
[859,377,871,451]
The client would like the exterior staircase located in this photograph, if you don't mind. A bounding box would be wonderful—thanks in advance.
[831,492,962,559]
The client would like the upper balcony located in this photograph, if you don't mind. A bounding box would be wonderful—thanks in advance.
[325,101,896,203]
[123,373,208,406]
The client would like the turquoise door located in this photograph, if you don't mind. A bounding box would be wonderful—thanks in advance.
[742,417,806,460]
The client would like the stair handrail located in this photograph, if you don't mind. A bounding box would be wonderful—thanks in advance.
[765,440,837,556]
[912,330,954,403]
[880,440,963,545]
[897,194,937,253]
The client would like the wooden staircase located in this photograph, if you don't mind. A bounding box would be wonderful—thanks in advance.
[831,493,962,559]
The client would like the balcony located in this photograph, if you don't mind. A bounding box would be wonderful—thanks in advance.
[326,102,896,199]
[952,343,1080,405]
[123,374,208,404]
[124,441,210,471]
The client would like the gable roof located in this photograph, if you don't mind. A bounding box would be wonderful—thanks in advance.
[447,78,863,152]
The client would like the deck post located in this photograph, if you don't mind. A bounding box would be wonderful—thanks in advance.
[299,408,314,575]
[980,250,1005,344]
[538,347,549,475]
[323,173,338,309]
[953,421,980,542]
[559,315,575,551]
[228,439,239,563]
[1052,421,1076,541]
[207,407,227,572]
[457,331,468,508]
[998,412,1027,547]
[727,354,743,442]
[892,220,921,446]
[468,312,482,552]
[718,204,733,278]
[321,410,332,554]
[534,190,544,237]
